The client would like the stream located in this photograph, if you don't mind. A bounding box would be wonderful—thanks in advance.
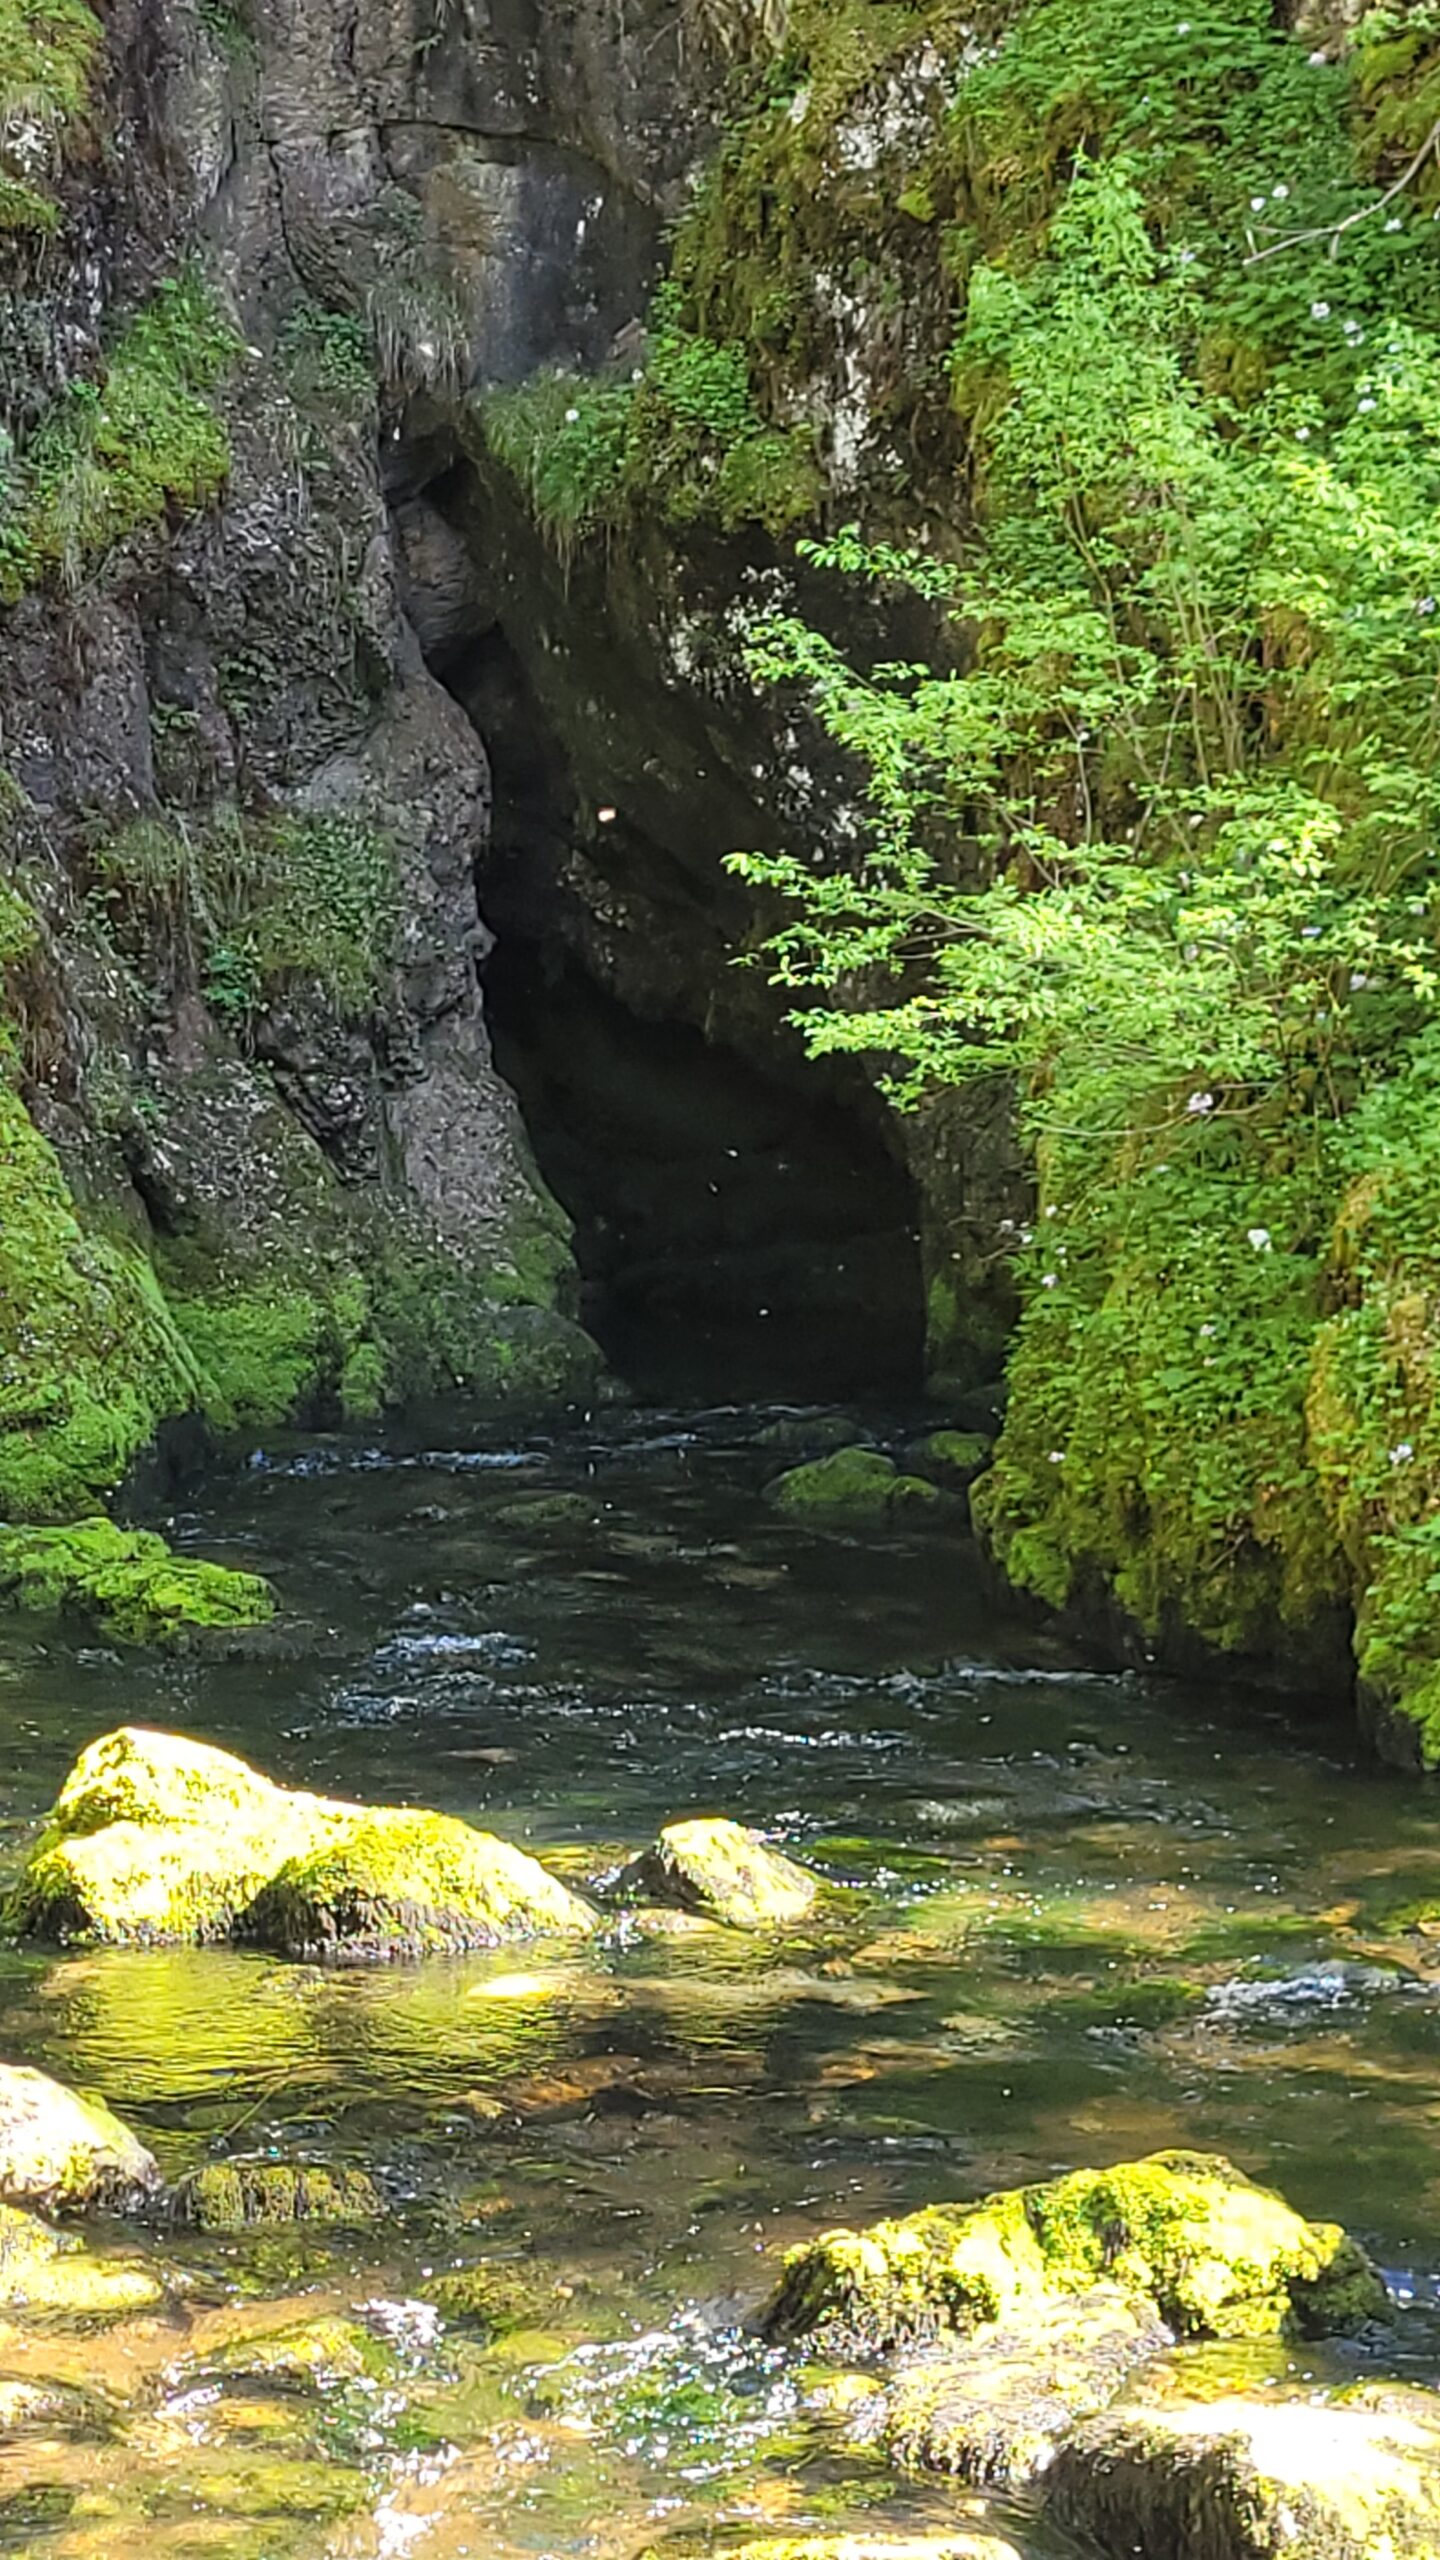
[2,1403,1440,2559]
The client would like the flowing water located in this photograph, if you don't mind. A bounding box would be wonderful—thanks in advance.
[2,1404,1440,2559]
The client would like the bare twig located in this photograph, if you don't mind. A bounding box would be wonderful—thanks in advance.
[1244,117,1440,266]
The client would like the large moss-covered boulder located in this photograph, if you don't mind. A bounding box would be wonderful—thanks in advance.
[242,1808,600,1961]
[620,1817,818,1927]
[0,2063,159,2213]
[1046,2386,1440,2560]
[8,1728,595,1959]
[765,1447,943,1520]
[762,2152,1386,2351]
[7,1727,356,1945]
[881,2285,1170,2487]
[721,2542,1022,2560]
[0,1521,274,1648]
[0,2198,162,2315]
[167,2159,383,2229]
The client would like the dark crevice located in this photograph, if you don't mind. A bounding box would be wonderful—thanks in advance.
[483,936,925,1404]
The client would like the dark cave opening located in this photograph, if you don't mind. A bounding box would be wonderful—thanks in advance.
[483,937,926,1406]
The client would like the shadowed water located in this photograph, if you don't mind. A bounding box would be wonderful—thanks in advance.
[0,1405,1438,2558]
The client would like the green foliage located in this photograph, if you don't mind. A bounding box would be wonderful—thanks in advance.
[91,804,399,1021]
[0,0,101,235]
[0,269,237,598]
[479,284,820,554]
[278,302,375,417]
[733,144,1440,1704]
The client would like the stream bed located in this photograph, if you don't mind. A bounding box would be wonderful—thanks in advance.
[2,1404,1440,2558]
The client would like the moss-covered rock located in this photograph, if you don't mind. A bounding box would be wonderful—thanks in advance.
[0,1520,275,1646]
[421,2262,557,2336]
[619,1816,818,1927]
[761,2152,1386,2352]
[242,1808,600,1961]
[8,1727,357,1945]
[765,1446,944,1520]
[909,1431,994,1490]
[0,2063,158,2213]
[715,2540,1023,2560]
[880,2285,1171,2487]
[166,2160,383,2229]
[0,2198,163,2316]
[1046,2386,1440,2560]
[190,2316,390,2387]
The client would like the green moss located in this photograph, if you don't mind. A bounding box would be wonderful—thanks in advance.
[766,1445,943,1519]
[168,2160,382,2229]
[0,269,238,600]
[0,2061,158,2212]
[762,2151,1387,2351]
[422,2263,555,2336]
[243,1807,601,1961]
[0,0,102,236]
[621,1816,820,1927]
[195,2315,391,2387]
[0,1083,202,1521]
[0,1519,274,1644]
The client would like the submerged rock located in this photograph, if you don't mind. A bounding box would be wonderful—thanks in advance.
[765,1446,944,1519]
[761,2151,1386,2350]
[0,2064,159,2214]
[0,2198,162,2315]
[242,1808,600,1961]
[1046,2385,1440,2559]
[189,2315,389,2387]
[9,1726,596,1957]
[421,2262,559,2336]
[166,2160,383,2229]
[620,1816,818,1927]
[881,2284,1170,2486]
[720,2540,1023,2560]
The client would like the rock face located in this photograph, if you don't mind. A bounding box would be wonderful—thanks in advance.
[1046,2388,1440,2560]
[621,1817,819,1928]
[9,1725,599,1954]
[761,2152,1387,2351]
[0,2063,159,2214]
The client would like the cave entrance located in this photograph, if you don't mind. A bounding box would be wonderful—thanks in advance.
[484,937,926,1406]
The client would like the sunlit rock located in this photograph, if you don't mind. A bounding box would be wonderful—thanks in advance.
[880,2284,1171,2485]
[9,1727,598,1957]
[0,2063,159,2213]
[0,2198,162,2316]
[761,2151,1387,2350]
[1046,2385,1440,2559]
[243,1807,600,1961]
[620,1815,818,1926]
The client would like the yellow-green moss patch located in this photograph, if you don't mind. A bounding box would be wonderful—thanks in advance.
[0,1519,274,1645]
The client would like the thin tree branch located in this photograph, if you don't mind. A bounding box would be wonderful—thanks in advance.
[1244,117,1440,267]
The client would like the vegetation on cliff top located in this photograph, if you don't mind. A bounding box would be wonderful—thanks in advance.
[0,0,101,236]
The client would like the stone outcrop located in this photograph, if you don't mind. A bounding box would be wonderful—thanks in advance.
[0,2063,159,2214]
[619,1816,820,1928]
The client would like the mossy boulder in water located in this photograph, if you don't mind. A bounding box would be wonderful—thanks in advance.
[718,2539,1023,2560]
[9,1727,594,1957]
[0,2063,158,2213]
[620,1817,818,1927]
[765,1447,943,1520]
[881,2285,1170,2487]
[242,1808,600,1960]
[1046,2386,1440,2559]
[762,2152,1386,2350]
[0,2198,162,2315]
[167,2159,383,2229]
[7,1727,357,1945]
[0,1520,274,1647]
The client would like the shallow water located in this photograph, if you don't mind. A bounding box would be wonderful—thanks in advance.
[2,1403,1440,2558]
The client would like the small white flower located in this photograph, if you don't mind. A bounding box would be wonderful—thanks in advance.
[1350,971,1369,989]
[1386,216,1404,233]
[1358,396,1377,413]
[565,407,580,424]
[1247,1227,1272,1252]
[1048,1449,1065,1464]
[1390,1442,1415,1465]
[1187,1091,1216,1114]
[1311,300,1331,320]
[1199,1323,1217,1338]
[1295,426,1311,442]
[1176,18,1191,30]
[1420,598,1438,616]
[1301,924,1321,938]
[1041,1273,1058,1289]
[1309,46,1327,64]
[1250,195,1267,213]
[1272,184,1290,201]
